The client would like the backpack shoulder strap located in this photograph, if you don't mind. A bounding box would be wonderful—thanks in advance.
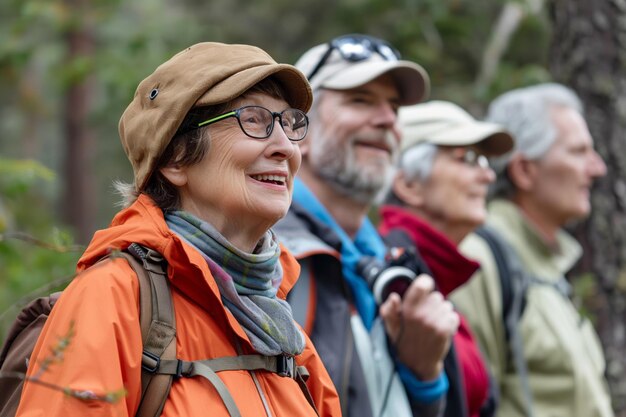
[474,226,517,327]
[473,225,535,417]
[121,245,319,417]
[473,226,531,336]
[287,255,352,416]
[0,244,175,417]
[287,258,315,334]
[120,243,176,417]
[152,354,319,417]
[2,243,323,417]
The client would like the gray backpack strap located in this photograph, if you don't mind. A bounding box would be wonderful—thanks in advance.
[169,360,242,417]
[288,258,313,331]
[123,243,177,417]
[121,244,319,417]
[153,354,319,417]
[292,366,320,416]
[529,275,572,298]
[505,267,535,417]
[474,226,535,417]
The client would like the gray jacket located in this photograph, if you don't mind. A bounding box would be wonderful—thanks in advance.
[275,203,444,417]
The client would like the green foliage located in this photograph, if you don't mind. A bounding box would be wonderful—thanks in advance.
[0,158,55,198]
[0,159,81,344]
[506,13,551,66]
[0,1,622,411]
[569,272,602,324]
[487,62,552,98]
[0,0,558,340]
[0,0,557,340]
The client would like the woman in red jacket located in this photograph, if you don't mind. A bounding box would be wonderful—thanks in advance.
[15,42,340,417]
[379,100,513,417]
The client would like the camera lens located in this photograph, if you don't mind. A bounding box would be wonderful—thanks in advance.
[357,257,385,287]
[357,257,416,304]
[372,266,416,304]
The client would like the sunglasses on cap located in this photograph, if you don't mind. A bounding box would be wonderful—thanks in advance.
[307,34,402,81]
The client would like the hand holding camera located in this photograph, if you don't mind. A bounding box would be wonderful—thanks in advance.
[357,255,417,305]
[379,273,459,381]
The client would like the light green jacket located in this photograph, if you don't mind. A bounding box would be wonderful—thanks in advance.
[450,199,613,417]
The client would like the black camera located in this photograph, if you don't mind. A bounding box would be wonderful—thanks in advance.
[357,247,423,304]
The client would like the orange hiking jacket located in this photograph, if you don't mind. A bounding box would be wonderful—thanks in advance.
[15,195,340,417]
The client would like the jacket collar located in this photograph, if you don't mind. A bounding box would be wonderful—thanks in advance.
[379,205,480,297]
[77,194,301,348]
[487,198,582,276]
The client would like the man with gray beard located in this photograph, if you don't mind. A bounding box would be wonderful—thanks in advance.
[275,34,459,417]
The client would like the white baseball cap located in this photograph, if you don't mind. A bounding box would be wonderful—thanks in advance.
[399,100,514,156]
[295,34,430,105]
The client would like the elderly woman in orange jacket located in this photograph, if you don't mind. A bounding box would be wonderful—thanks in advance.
[15,42,340,417]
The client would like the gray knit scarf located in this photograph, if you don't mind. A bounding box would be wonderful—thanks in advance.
[165,210,305,356]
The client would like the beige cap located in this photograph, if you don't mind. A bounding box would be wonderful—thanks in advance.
[295,42,429,105]
[399,100,514,156]
[119,42,313,191]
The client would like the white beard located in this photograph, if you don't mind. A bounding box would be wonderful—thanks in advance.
[308,129,398,205]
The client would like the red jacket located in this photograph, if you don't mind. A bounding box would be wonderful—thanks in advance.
[16,195,340,417]
[379,205,490,417]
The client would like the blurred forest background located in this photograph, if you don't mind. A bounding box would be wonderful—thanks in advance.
[2,0,626,414]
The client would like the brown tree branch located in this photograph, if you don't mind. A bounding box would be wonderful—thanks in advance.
[0,231,84,253]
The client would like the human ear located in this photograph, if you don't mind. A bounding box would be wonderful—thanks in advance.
[507,154,536,191]
[159,164,188,187]
[392,172,425,208]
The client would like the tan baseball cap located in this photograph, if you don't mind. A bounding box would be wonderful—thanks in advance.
[399,100,514,156]
[295,40,429,105]
[119,42,313,191]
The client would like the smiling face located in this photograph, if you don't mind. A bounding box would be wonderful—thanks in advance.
[302,74,402,204]
[423,146,495,230]
[160,92,301,250]
[396,146,496,243]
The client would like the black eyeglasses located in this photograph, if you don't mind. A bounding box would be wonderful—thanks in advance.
[185,105,309,141]
[307,34,402,81]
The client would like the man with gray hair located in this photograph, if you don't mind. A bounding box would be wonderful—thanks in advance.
[450,83,613,417]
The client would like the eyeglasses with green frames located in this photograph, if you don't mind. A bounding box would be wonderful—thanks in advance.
[187,105,309,141]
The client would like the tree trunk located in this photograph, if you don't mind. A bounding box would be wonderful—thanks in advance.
[549,0,626,415]
[62,4,97,244]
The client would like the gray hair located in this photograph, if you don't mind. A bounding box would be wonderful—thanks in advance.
[487,83,583,198]
[384,142,438,205]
